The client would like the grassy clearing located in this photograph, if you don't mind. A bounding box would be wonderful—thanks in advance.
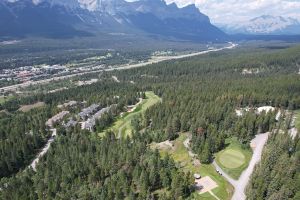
[99,91,161,137]
[218,149,245,169]
[18,102,45,112]
[0,97,5,104]
[152,133,233,200]
[215,137,252,180]
[0,96,13,104]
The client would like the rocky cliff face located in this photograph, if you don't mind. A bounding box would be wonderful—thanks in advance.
[0,0,227,41]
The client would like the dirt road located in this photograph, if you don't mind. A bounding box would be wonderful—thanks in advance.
[29,129,57,171]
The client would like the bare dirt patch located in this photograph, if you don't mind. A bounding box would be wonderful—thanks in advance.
[196,176,218,194]
[151,140,174,151]
[19,102,45,112]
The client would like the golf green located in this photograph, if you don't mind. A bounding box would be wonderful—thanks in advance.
[219,149,245,169]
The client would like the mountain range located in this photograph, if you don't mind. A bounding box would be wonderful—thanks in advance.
[0,0,227,41]
[221,15,300,35]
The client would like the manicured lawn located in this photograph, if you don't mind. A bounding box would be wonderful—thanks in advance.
[215,137,252,180]
[218,149,245,169]
[99,91,161,137]
[152,133,233,200]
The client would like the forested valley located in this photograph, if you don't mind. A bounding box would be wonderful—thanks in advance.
[0,44,300,199]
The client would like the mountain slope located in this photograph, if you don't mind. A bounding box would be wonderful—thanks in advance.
[0,0,91,38]
[221,15,300,35]
[0,0,227,41]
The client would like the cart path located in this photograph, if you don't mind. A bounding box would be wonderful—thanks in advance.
[29,129,57,171]
[213,132,269,200]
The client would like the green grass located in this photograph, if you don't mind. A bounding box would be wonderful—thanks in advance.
[295,110,300,130]
[0,96,8,104]
[99,91,161,137]
[0,95,14,104]
[215,137,252,180]
[218,149,245,169]
[152,133,233,200]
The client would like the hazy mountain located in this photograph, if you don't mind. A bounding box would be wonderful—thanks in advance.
[0,0,227,41]
[221,15,300,35]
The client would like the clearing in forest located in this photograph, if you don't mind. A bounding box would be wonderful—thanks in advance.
[100,91,161,137]
[19,102,45,112]
[151,133,233,200]
[215,137,252,180]
[0,95,14,104]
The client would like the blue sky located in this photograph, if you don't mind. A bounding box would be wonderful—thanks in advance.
[164,0,300,25]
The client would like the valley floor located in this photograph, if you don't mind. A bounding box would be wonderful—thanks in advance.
[0,43,237,94]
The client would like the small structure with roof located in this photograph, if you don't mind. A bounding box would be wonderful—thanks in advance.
[78,104,99,120]
[194,173,201,179]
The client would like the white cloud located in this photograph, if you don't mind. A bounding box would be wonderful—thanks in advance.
[165,0,300,25]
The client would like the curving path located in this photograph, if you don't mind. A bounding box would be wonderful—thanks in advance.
[213,133,269,200]
[29,129,57,171]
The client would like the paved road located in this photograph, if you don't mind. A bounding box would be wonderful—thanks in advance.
[213,132,269,200]
[0,43,237,92]
[29,129,57,171]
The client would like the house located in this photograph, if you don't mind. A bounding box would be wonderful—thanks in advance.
[64,118,77,128]
[78,104,99,120]
[81,105,116,131]
[81,120,94,132]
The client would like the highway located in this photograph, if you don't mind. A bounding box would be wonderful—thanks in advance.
[0,43,237,92]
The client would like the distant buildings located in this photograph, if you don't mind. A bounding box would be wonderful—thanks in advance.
[76,79,98,86]
[63,118,77,128]
[0,64,68,84]
[78,104,99,120]
[45,100,115,132]
[81,106,112,131]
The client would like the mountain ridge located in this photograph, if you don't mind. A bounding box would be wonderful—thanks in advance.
[220,15,300,35]
[0,0,227,41]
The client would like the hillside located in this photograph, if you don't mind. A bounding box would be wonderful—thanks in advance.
[0,0,227,41]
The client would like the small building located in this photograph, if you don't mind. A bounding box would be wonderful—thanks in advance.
[81,105,114,131]
[194,174,201,179]
[81,120,94,132]
[78,104,99,120]
[64,118,78,128]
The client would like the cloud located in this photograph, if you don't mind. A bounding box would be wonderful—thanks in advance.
[165,0,300,25]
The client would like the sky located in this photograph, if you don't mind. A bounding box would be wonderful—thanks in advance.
[164,0,300,25]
